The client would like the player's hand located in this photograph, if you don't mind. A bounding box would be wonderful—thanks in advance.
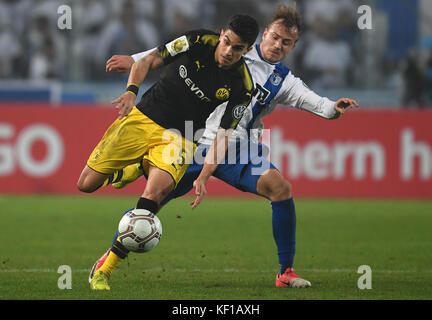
[334,98,359,115]
[111,92,136,119]
[106,55,134,73]
[190,178,207,210]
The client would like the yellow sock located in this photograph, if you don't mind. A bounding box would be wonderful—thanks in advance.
[121,163,143,183]
[100,170,123,188]
[98,251,124,278]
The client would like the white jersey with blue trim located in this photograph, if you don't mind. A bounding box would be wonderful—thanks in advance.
[131,44,340,145]
[198,44,340,145]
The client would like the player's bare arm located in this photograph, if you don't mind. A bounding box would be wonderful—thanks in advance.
[191,128,233,210]
[106,55,134,73]
[111,49,163,119]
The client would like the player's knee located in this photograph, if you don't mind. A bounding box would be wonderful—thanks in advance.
[258,170,292,201]
[77,178,97,193]
[269,179,292,201]
[77,181,91,193]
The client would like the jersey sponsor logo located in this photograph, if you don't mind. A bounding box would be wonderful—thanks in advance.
[179,65,211,103]
[270,72,282,86]
[232,104,247,120]
[166,35,189,57]
[215,88,230,100]
[179,65,187,78]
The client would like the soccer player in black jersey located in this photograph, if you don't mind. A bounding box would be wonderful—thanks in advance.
[77,15,259,290]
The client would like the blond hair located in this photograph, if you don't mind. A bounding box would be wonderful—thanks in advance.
[268,4,303,34]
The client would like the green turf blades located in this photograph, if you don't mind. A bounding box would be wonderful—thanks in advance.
[0,196,431,299]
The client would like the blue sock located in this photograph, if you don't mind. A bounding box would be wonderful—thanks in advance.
[271,198,296,275]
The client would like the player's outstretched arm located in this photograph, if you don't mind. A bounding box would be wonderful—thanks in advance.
[111,49,163,119]
[106,48,156,73]
[190,128,232,210]
[106,55,134,73]
[279,74,359,119]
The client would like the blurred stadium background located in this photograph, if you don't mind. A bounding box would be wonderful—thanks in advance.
[0,0,431,106]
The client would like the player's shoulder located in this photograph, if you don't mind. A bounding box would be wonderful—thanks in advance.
[184,29,219,47]
[246,44,291,76]
[160,29,219,60]
[232,58,254,94]
[273,61,291,77]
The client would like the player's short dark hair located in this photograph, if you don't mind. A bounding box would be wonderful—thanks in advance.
[268,4,303,35]
[225,14,259,47]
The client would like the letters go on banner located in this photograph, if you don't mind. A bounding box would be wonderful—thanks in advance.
[0,104,431,198]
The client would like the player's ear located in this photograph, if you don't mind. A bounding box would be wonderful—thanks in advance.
[262,28,268,40]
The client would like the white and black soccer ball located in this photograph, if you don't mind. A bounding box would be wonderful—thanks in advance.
[118,209,162,253]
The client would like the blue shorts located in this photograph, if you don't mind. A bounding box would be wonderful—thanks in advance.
[162,140,277,205]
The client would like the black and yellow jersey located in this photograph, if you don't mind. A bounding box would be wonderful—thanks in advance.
[136,29,254,140]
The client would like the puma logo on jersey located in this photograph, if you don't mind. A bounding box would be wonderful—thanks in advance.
[195,60,205,71]
[179,65,211,103]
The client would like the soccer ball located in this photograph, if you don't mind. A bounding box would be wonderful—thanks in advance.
[118,209,162,253]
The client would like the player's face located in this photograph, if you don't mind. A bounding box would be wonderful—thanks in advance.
[215,29,251,69]
[260,20,299,63]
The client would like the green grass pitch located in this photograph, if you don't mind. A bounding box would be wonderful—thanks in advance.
[0,195,431,300]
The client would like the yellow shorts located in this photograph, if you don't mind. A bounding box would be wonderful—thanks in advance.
[87,106,196,185]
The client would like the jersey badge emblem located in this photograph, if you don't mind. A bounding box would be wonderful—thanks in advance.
[215,88,230,100]
[232,104,247,120]
[166,35,189,56]
[270,72,282,86]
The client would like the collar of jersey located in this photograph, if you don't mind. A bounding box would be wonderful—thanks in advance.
[255,43,278,65]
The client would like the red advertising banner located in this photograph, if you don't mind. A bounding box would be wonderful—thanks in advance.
[1,104,431,198]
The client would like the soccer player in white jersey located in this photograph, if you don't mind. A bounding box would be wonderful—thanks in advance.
[94,5,359,288]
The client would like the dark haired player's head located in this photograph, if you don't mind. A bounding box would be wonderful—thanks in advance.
[225,14,259,48]
[215,14,258,69]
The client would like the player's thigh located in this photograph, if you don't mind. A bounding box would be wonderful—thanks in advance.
[144,131,196,188]
[77,165,109,192]
[86,107,152,175]
[213,155,280,197]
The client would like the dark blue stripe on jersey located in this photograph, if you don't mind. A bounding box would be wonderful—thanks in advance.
[247,47,290,132]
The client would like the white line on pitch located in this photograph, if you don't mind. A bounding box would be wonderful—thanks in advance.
[1,268,431,273]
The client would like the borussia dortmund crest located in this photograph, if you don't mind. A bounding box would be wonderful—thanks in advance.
[216,88,230,100]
